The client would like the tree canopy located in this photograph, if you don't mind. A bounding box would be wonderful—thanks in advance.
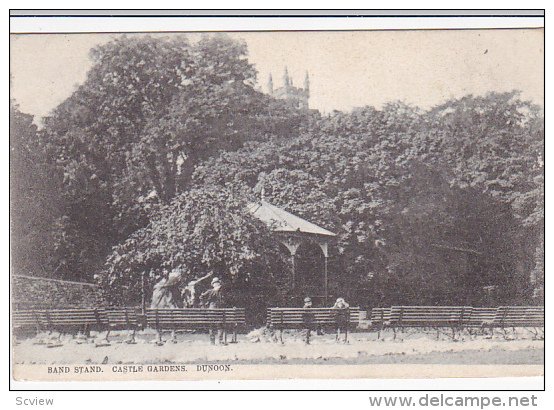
[29,34,312,281]
[190,94,544,306]
[10,34,543,309]
[11,102,65,277]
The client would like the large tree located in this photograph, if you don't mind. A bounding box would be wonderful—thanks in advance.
[423,92,544,301]
[41,34,310,281]
[10,102,65,277]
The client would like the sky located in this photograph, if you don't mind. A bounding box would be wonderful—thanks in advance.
[10,29,544,119]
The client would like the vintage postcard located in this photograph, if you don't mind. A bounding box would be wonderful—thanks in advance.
[9,14,544,384]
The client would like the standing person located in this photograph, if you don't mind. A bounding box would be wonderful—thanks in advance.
[302,297,315,345]
[332,297,350,342]
[200,277,225,345]
[150,270,176,309]
[150,269,182,344]
[167,267,184,308]
[182,271,213,308]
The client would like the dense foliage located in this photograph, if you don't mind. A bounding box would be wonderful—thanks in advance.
[193,96,544,306]
[23,34,310,281]
[10,102,66,278]
[100,186,288,310]
[10,34,543,309]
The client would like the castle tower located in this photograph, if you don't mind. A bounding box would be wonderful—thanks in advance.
[267,73,273,95]
[283,67,291,88]
[271,67,310,110]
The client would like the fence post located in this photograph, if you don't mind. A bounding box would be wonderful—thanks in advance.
[141,271,146,315]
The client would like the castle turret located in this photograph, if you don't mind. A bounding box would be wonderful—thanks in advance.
[267,73,273,95]
[283,67,290,88]
[271,66,310,110]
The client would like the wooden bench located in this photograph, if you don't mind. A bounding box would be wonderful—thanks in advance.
[145,308,246,344]
[464,307,497,330]
[267,307,360,343]
[14,308,106,333]
[388,306,473,339]
[13,308,108,346]
[369,307,391,338]
[488,306,544,338]
[13,310,46,334]
[43,308,108,336]
[104,307,144,343]
[491,306,544,328]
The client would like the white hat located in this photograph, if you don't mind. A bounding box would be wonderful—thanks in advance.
[211,277,220,285]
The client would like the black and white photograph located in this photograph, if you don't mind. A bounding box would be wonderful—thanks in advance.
[9,11,544,384]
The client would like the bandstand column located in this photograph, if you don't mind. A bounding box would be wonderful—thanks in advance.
[280,237,301,290]
[324,256,329,305]
[317,241,330,305]
[291,251,296,289]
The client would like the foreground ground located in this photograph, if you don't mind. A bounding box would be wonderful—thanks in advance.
[13,328,544,365]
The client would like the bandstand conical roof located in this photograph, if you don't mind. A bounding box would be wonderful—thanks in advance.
[248,200,336,237]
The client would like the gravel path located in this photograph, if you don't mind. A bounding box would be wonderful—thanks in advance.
[13,330,544,365]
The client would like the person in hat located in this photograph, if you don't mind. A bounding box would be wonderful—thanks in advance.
[182,271,213,308]
[332,297,350,342]
[200,277,226,345]
[302,297,315,344]
[332,297,350,309]
[201,277,224,308]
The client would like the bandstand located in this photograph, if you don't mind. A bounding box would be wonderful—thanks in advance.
[248,199,336,304]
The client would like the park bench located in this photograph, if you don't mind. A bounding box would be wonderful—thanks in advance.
[388,306,473,339]
[463,307,497,331]
[43,308,108,337]
[266,307,360,343]
[369,307,391,338]
[488,306,544,338]
[13,310,46,334]
[145,308,246,344]
[104,307,144,343]
[13,307,108,346]
[14,308,107,335]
